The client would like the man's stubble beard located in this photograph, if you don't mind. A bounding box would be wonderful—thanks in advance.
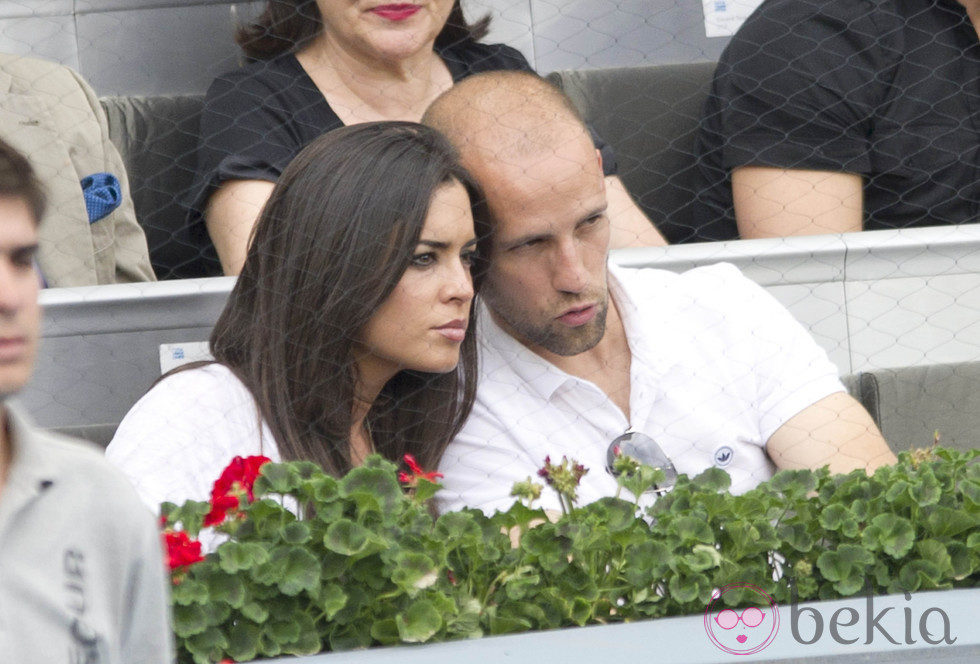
[487,287,610,357]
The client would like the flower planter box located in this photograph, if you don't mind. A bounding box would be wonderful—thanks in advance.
[265,587,979,664]
[168,451,978,663]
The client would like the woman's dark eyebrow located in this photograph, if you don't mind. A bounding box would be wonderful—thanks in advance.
[417,238,479,249]
[417,239,448,249]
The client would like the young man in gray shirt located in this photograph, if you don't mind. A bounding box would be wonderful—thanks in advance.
[0,138,173,663]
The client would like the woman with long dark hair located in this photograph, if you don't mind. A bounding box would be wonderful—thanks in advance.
[189,0,655,276]
[108,122,487,508]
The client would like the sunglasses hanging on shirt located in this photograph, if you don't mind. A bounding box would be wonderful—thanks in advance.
[605,429,678,495]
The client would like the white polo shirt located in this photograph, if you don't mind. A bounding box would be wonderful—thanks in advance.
[437,262,844,514]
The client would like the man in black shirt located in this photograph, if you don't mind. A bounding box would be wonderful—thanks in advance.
[692,0,979,242]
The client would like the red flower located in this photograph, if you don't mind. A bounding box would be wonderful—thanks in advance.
[204,455,271,527]
[203,493,240,527]
[214,455,269,501]
[398,453,444,486]
[164,530,204,571]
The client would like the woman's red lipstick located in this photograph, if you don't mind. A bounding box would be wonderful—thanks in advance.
[371,4,421,21]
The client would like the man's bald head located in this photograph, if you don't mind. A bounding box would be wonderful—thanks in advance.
[423,71,612,359]
[422,70,595,178]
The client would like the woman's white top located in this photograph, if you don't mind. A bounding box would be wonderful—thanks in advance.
[105,363,280,512]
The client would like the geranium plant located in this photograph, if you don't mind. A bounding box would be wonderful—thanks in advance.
[163,447,979,663]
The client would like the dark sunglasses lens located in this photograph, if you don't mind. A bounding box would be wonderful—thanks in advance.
[606,431,678,492]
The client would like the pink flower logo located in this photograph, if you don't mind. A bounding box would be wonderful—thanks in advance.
[704,583,779,655]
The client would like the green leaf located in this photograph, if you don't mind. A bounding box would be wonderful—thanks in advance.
[915,540,952,576]
[396,599,443,642]
[278,546,322,596]
[818,504,849,530]
[496,502,547,530]
[684,544,722,572]
[885,479,916,509]
[282,619,321,656]
[240,601,269,624]
[960,479,980,508]
[817,544,875,596]
[217,542,270,574]
[667,573,704,603]
[557,564,598,602]
[340,466,403,514]
[266,619,300,644]
[414,477,442,503]
[171,578,209,606]
[502,566,541,601]
[281,521,312,545]
[570,597,592,625]
[863,514,915,558]
[435,511,482,545]
[690,467,732,493]
[327,621,372,651]
[251,545,294,586]
[226,620,261,662]
[370,618,401,645]
[670,516,714,544]
[624,540,671,585]
[590,497,637,532]
[924,506,978,538]
[914,467,942,506]
[186,627,229,660]
[258,631,283,658]
[390,551,439,597]
[946,542,974,580]
[315,584,348,620]
[777,523,814,553]
[898,560,944,592]
[520,526,569,574]
[323,519,381,557]
[256,463,302,494]
[206,571,246,609]
[173,603,209,638]
[446,597,483,638]
[310,475,339,502]
[167,501,211,537]
[485,607,532,635]
[769,468,817,497]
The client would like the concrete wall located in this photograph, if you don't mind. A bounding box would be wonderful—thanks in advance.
[0,0,728,96]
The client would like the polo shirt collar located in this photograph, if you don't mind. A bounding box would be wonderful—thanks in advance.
[478,301,573,401]
[1,401,58,500]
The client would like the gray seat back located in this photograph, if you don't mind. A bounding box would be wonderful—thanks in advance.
[850,363,980,454]
[547,62,717,244]
[100,95,221,280]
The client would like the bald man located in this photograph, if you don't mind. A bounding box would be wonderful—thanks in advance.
[423,71,896,515]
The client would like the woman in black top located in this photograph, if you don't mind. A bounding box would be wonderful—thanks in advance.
[190,0,661,274]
